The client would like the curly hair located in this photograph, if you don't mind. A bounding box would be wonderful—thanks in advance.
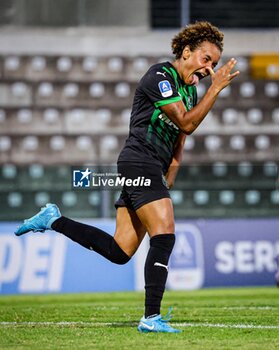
[171,21,224,59]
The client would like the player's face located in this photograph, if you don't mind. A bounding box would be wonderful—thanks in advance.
[181,41,221,85]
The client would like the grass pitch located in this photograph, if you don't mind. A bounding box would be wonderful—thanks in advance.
[0,287,278,349]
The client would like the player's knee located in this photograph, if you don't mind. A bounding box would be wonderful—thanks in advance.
[151,213,175,234]
[165,221,175,233]
[109,239,131,265]
[152,221,175,235]
[111,254,131,265]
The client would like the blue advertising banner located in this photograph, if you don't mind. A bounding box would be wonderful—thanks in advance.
[169,219,279,289]
[199,219,279,287]
[168,223,204,290]
[0,221,134,295]
[0,218,278,294]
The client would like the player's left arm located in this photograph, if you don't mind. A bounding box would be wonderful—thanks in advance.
[165,132,186,189]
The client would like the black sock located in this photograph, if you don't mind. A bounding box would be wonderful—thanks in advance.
[52,216,130,265]
[144,234,175,318]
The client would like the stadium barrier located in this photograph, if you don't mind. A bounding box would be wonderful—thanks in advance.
[0,218,278,294]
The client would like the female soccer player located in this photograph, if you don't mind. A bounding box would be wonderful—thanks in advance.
[15,21,239,333]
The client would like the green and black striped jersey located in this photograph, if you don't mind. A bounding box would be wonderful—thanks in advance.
[118,61,197,173]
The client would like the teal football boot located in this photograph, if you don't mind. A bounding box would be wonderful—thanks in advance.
[15,203,61,236]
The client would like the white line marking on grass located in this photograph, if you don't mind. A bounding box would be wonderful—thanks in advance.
[0,322,94,326]
[0,321,279,329]
[174,323,279,329]
[222,306,277,310]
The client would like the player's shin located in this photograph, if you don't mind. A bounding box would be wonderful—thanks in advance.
[144,234,175,318]
[51,216,130,265]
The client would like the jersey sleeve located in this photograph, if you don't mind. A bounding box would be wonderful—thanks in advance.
[139,67,182,108]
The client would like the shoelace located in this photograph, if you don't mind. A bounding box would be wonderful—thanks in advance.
[160,306,173,322]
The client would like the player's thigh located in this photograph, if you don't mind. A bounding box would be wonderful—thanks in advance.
[135,198,175,237]
[114,206,146,257]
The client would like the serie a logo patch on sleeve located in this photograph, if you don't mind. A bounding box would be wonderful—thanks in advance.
[158,80,173,98]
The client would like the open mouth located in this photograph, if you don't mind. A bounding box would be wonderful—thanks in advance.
[195,72,204,80]
[189,72,207,86]
[195,72,206,80]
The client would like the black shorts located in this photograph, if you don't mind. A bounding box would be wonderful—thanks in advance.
[114,161,170,211]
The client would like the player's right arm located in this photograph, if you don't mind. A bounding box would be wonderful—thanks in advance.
[161,58,240,135]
